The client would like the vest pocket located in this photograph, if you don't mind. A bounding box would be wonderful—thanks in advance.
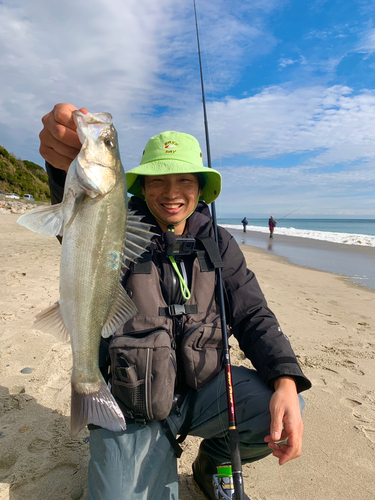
[181,323,223,390]
[109,329,177,421]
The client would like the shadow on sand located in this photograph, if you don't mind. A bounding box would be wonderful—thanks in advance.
[0,385,89,500]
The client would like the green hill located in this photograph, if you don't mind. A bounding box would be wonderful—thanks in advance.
[0,146,50,201]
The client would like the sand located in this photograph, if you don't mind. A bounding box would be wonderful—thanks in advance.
[0,213,374,500]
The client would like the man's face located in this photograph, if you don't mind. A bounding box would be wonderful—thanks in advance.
[141,173,201,234]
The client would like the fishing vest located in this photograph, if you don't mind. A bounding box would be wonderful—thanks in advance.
[109,238,225,422]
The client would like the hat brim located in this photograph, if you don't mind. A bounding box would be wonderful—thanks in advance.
[126,160,221,205]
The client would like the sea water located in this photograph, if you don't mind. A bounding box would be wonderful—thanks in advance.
[218,218,375,290]
[218,218,375,247]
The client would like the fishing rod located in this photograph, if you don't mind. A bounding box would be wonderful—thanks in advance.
[193,2,244,499]
[278,206,305,221]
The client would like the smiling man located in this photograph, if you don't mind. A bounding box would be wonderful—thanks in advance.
[124,130,220,235]
[40,104,311,500]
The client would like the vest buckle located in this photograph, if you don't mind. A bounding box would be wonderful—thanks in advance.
[168,304,185,316]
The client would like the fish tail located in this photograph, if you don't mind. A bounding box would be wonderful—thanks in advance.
[70,381,126,437]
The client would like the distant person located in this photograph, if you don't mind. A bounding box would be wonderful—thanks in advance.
[269,215,277,239]
[241,217,248,233]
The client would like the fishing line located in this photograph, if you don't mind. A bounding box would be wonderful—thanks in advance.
[278,205,305,221]
[194,3,224,219]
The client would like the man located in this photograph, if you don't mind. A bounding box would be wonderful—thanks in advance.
[241,217,248,233]
[40,104,311,500]
[268,215,277,239]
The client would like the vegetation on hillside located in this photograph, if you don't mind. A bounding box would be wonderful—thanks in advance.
[0,146,50,201]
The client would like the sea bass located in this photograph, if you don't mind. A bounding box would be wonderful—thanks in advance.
[18,111,152,436]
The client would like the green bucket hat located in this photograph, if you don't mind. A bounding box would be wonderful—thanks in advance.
[126,131,221,204]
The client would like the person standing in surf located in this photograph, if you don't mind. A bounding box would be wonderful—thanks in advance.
[241,217,248,233]
[269,215,277,239]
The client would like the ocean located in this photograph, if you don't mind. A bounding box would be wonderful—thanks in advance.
[217,218,375,291]
[218,218,375,246]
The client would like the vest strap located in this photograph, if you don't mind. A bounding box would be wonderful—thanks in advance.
[133,250,153,274]
[196,236,224,269]
[176,390,197,445]
[196,249,212,272]
[161,420,183,458]
[159,304,198,316]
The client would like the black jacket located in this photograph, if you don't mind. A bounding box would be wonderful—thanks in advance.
[46,162,311,393]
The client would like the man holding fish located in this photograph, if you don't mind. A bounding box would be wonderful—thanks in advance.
[34,103,311,500]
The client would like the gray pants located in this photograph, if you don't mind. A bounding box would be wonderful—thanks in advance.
[88,367,304,500]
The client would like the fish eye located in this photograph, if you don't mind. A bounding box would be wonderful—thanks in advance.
[104,138,116,150]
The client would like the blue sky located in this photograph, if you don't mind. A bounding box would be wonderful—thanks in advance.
[0,0,375,217]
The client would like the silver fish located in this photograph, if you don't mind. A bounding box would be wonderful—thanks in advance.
[18,111,152,436]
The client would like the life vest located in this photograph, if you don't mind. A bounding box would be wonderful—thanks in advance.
[117,243,224,390]
[108,238,225,424]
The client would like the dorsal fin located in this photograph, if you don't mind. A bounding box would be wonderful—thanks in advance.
[121,212,156,274]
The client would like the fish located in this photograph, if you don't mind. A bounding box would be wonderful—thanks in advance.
[18,111,153,436]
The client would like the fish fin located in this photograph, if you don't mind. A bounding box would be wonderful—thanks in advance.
[70,380,126,437]
[101,284,137,338]
[121,212,156,271]
[33,302,70,342]
[17,204,64,237]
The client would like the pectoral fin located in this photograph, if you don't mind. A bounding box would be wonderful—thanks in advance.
[101,284,137,338]
[33,301,70,342]
[18,204,64,237]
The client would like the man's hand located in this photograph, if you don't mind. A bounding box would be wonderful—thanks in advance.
[39,103,88,172]
[264,376,303,465]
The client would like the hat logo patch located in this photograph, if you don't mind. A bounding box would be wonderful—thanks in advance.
[164,141,178,154]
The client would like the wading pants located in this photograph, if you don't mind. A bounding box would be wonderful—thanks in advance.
[88,366,305,500]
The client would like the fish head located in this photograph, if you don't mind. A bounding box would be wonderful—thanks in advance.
[73,111,121,197]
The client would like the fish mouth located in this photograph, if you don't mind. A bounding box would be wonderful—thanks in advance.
[76,161,117,197]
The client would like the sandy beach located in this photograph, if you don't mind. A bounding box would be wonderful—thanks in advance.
[1,213,374,500]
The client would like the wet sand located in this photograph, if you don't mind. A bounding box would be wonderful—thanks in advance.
[229,227,375,290]
[0,214,374,500]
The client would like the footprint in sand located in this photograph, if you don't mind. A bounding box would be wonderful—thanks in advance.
[341,397,375,442]
[0,452,18,481]
[27,438,50,454]
[341,398,362,409]
[339,359,365,376]
[355,425,375,444]
[311,307,327,315]
[9,463,84,499]
[328,300,339,306]
[0,313,16,323]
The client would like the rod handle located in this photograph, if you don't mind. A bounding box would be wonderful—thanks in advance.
[228,428,244,500]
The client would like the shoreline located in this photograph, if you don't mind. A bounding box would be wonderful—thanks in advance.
[1,214,375,500]
[226,226,375,291]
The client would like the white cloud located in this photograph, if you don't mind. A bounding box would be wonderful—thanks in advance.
[217,161,375,216]
[278,57,298,69]
[357,28,375,55]
[192,85,375,167]
[0,0,281,162]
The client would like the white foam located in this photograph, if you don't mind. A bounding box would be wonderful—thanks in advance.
[221,224,375,247]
